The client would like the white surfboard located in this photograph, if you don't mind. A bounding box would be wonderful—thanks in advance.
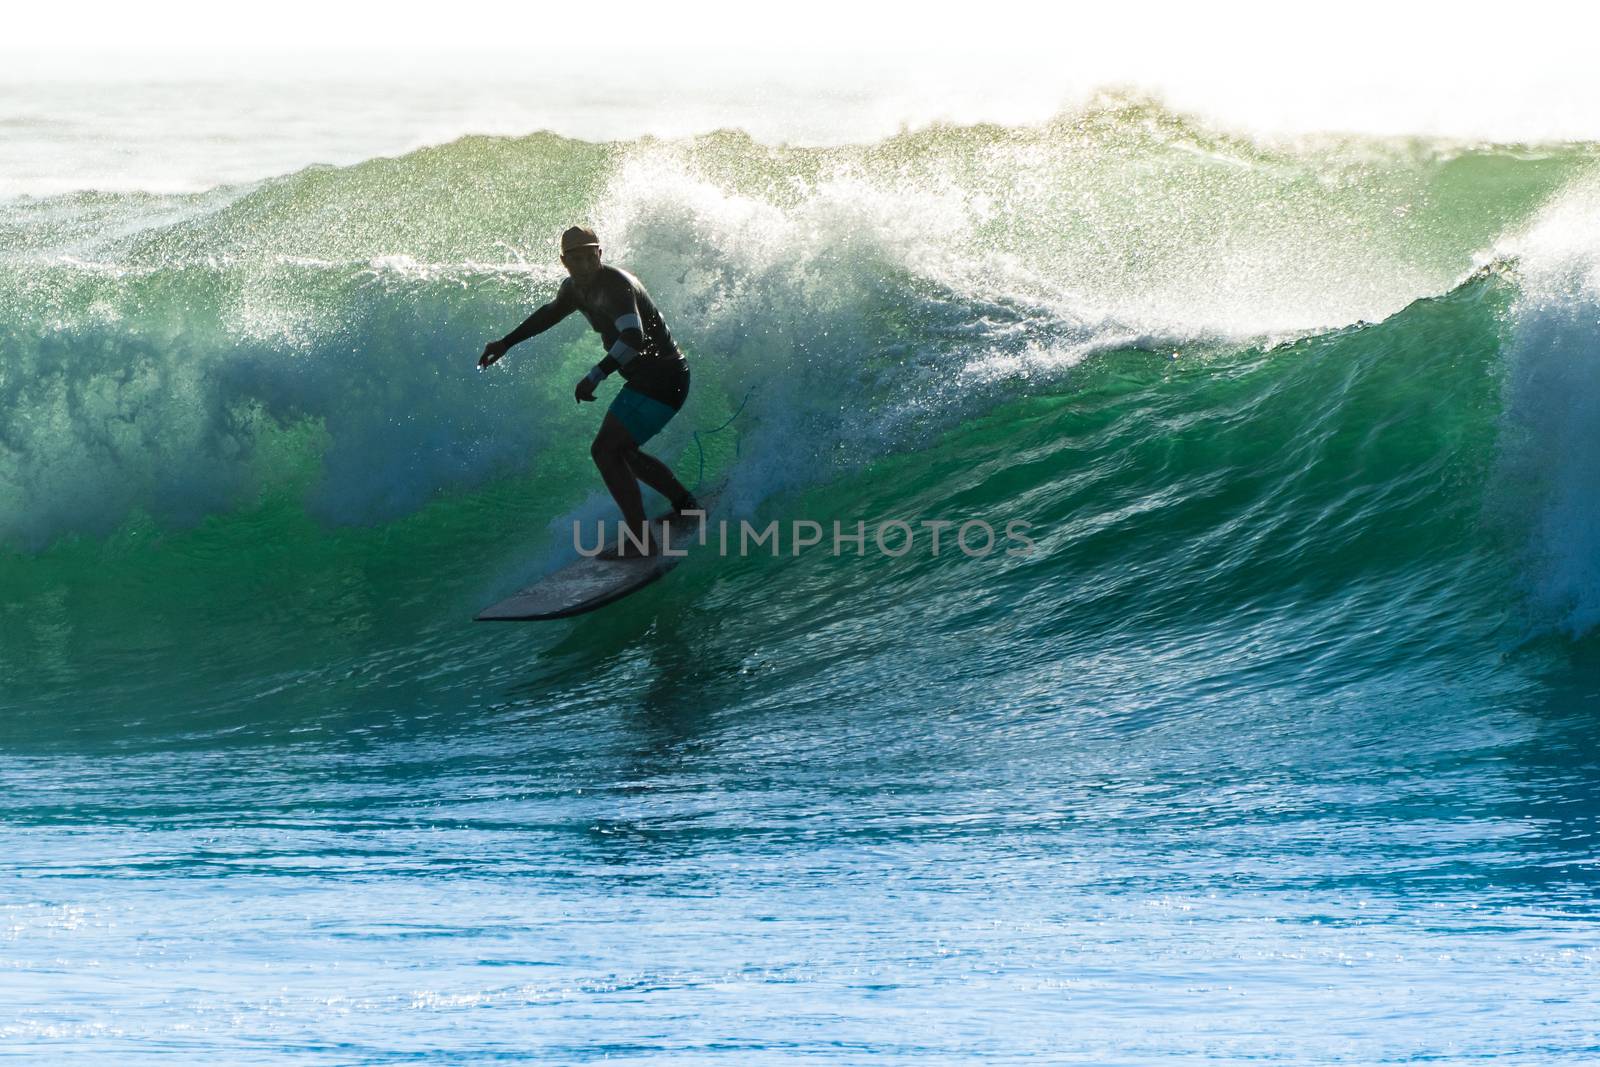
[475,499,715,622]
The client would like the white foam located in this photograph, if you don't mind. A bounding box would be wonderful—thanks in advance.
[572,136,1486,514]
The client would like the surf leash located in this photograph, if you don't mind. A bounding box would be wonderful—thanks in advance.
[690,385,755,492]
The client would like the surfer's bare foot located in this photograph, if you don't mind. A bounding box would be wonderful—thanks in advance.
[667,495,703,519]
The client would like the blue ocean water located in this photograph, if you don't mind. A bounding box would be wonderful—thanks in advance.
[2,87,1599,1062]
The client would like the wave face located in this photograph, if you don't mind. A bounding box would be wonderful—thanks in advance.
[3,97,1600,1063]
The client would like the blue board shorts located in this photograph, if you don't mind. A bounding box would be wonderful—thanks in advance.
[608,386,680,446]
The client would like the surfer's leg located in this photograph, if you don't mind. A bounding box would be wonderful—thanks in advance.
[592,414,651,553]
[626,450,695,511]
[605,386,694,519]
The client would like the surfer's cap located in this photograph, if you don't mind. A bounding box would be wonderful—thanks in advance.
[560,226,601,255]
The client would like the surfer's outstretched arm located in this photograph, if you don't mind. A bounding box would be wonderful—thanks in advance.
[479,279,577,367]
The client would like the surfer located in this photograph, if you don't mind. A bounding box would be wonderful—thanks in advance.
[479,226,699,557]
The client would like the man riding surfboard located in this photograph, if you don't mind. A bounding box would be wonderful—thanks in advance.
[479,226,699,557]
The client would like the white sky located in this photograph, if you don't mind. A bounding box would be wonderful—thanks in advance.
[7,0,1600,140]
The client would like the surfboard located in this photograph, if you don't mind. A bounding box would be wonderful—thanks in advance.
[475,498,715,622]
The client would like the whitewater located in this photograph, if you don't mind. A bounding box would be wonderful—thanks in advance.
[2,81,1599,1063]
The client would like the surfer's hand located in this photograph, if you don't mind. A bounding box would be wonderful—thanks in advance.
[478,340,507,368]
[574,375,597,403]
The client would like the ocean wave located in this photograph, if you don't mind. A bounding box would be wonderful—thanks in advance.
[1,103,1597,645]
